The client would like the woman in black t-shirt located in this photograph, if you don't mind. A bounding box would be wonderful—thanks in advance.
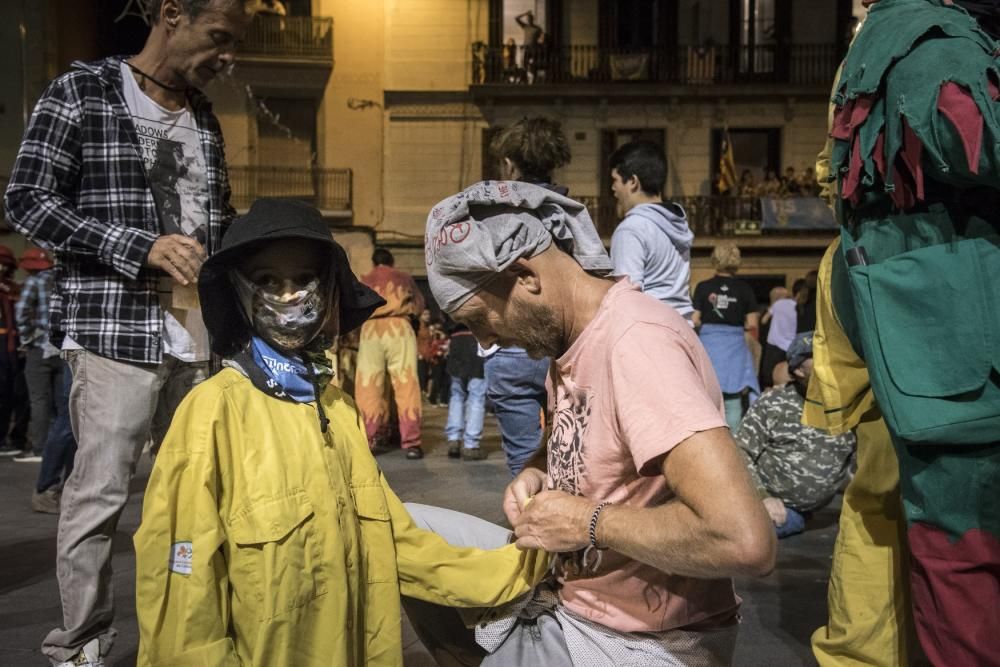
[692,243,761,431]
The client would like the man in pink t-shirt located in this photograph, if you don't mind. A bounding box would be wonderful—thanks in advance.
[412,181,775,664]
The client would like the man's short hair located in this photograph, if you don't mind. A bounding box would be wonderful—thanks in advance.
[490,117,571,183]
[372,247,395,267]
[149,0,244,23]
[609,140,666,197]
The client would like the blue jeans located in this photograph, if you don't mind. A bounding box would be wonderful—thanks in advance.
[484,349,549,476]
[445,376,487,448]
[723,394,745,432]
[36,360,76,493]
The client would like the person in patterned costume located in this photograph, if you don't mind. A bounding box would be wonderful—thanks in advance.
[355,247,426,458]
[827,1,1000,662]
[736,332,856,539]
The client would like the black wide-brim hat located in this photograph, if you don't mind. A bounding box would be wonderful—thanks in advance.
[199,198,385,356]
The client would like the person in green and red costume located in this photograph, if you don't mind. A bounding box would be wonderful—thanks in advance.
[828,0,1000,663]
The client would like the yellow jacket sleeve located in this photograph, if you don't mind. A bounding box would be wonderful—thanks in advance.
[134,391,240,667]
[381,478,549,608]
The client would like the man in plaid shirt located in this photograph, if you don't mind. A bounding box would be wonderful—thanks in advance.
[5,1,250,664]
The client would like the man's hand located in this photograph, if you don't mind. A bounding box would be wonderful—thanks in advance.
[146,235,207,286]
[762,497,787,527]
[511,490,592,552]
[502,467,547,525]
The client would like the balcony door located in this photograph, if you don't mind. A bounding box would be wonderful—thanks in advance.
[283,0,312,15]
[710,127,781,194]
[730,0,790,80]
[597,0,676,82]
[247,97,320,205]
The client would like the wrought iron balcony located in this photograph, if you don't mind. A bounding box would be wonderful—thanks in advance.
[228,166,351,212]
[471,43,839,88]
[577,194,829,238]
[239,15,334,61]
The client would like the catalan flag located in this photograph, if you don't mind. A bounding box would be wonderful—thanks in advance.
[718,129,738,194]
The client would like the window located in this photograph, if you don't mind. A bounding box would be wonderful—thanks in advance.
[710,127,781,194]
[283,0,313,17]
[614,0,657,49]
[256,97,317,168]
[738,0,777,75]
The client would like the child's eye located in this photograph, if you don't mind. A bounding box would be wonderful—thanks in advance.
[252,274,279,289]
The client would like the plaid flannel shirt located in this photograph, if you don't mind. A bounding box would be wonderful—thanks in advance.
[4,57,235,364]
[15,269,53,349]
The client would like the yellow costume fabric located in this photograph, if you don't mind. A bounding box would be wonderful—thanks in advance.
[807,240,915,666]
[134,368,546,666]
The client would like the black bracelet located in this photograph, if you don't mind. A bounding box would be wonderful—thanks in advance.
[581,501,612,574]
[588,501,612,550]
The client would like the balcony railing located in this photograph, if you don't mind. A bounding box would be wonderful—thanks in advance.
[578,195,816,238]
[229,166,351,211]
[240,15,334,60]
[472,43,839,87]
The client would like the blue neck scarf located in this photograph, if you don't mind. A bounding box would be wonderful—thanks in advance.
[247,336,320,403]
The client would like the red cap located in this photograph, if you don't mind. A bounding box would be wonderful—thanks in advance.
[19,247,53,271]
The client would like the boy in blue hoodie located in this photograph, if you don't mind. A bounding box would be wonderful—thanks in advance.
[609,141,695,321]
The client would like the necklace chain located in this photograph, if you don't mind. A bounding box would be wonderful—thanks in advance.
[125,61,189,94]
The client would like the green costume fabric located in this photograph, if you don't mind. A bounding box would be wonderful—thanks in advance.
[831,0,1000,448]
[830,0,1000,532]
[829,2,1000,664]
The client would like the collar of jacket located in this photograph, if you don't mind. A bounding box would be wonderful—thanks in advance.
[71,56,224,254]
[74,56,212,112]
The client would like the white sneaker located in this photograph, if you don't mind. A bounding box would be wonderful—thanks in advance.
[55,638,104,667]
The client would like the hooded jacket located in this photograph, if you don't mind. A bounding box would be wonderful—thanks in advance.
[610,202,694,317]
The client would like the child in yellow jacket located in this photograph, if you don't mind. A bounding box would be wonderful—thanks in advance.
[134,199,547,666]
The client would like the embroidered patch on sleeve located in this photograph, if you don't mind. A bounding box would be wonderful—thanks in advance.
[169,541,193,575]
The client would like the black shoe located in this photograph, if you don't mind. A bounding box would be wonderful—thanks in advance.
[405,447,424,460]
[461,447,486,461]
[447,441,461,459]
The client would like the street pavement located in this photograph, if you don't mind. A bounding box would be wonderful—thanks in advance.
[0,403,838,666]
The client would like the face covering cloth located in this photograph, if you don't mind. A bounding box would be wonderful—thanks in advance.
[231,270,328,351]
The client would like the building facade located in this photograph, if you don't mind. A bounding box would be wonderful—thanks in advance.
[2,0,869,295]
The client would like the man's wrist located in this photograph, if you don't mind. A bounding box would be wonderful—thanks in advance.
[590,502,613,550]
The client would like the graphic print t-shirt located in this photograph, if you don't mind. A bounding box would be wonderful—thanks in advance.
[121,62,210,362]
[692,275,758,327]
[546,280,737,633]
